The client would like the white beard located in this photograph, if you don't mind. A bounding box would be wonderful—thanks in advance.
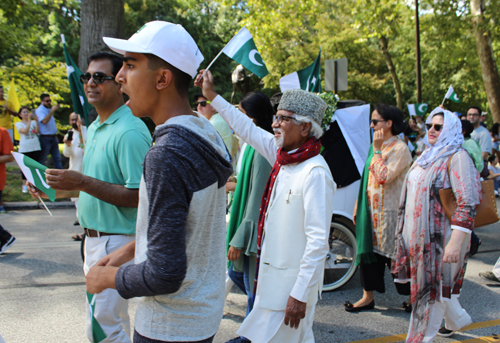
[274,136,283,148]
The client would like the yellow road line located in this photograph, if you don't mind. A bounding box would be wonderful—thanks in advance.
[450,335,500,343]
[346,319,500,343]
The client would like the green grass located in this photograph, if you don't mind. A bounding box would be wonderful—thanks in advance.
[4,166,37,202]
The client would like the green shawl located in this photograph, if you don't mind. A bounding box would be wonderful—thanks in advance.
[226,145,255,256]
[355,144,378,266]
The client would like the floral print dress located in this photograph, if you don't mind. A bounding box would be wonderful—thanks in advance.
[367,136,412,258]
[392,149,481,342]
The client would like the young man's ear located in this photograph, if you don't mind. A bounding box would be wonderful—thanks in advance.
[157,68,173,90]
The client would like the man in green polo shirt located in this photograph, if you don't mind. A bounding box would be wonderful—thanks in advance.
[29,51,151,343]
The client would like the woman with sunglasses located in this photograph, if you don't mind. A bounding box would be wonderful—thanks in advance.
[392,108,481,342]
[345,104,412,312]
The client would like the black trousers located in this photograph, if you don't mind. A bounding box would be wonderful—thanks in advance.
[359,253,410,295]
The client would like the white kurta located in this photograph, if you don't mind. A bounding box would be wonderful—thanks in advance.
[211,96,335,342]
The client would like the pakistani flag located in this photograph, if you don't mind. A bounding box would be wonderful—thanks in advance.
[280,49,322,92]
[445,85,461,103]
[222,27,269,78]
[87,292,107,342]
[407,103,428,117]
[12,152,56,202]
[61,34,93,126]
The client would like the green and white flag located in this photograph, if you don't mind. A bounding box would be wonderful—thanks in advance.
[445,85,461,103]
[222,27,269,78]
[61,34,93,127]
[407,103,428,117]
[87,292,107,342]
[12,152,56,202]
[280,49,322,93]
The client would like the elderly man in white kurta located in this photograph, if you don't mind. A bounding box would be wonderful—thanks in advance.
[195,70,336,343]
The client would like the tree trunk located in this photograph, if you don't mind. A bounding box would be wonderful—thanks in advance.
[379,35,404,110]
[78,0,125,72]
[471,0,500,123]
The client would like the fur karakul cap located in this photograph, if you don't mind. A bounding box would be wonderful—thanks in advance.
[277,89,327,127]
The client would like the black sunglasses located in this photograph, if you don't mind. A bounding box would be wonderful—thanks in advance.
[80,72,115,84]
[197,101,211,107]
[425,123,443,131]
[371,119,386,125]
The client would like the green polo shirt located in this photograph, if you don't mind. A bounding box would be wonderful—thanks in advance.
[78,105,151,235]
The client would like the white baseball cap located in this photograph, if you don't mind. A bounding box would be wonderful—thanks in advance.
[103,21,204,78]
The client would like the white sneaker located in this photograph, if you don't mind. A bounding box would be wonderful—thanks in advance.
[22,185,28,193]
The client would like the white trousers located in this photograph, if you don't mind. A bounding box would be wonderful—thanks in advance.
[493,256,500,279]
[408,295,472,343]
[84,234,135,343]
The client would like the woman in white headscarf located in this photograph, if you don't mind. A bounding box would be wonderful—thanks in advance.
[392,107,481,343]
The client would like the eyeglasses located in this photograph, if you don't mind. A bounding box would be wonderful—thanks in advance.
[275,114,297,125]
[467,112,480,117]
[425,123,443,131]
[197,101,211,107]
[371,119,386,125]
[80,72,115,84]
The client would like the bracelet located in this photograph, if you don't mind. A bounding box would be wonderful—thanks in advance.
[373,151,382,155]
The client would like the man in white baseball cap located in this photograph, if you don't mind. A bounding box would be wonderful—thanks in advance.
[86,21,233,343]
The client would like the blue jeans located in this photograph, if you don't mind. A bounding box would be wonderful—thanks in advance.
[228,255,253,317]
[39,135,62,169]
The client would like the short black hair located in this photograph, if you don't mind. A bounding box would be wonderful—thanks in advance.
[374,103,405,135]
[145,54,192,97]
[194,93,206,102]
[467,106,482,115]
[88,51,123,77]
[488,154,497,163]
[240,91,274,134]
[461,119,474,138]
[491,122,500,136]
[40,93,50,101]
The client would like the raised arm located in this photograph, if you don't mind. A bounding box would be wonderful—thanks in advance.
[195,69,277,165]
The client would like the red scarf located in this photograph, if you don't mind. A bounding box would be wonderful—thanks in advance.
[252,137,322,297]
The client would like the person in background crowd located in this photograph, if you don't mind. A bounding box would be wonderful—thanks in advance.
[346,104,412,312]
[479,257,500,285]
[36,94,62,169]
[415,114,426,132]
[15,106,41,193]
[487,154,500,195]
[0,126,14,213]
[195,93,234,156]
[480,112,487,128]
[225,91,274,343]
[461,119,483,174]
[404,116,425,158]
[393,108,480,342]
[0,85,18,142]
[63,112,85,234]
[490,123,500,161]
[197,70,336,343]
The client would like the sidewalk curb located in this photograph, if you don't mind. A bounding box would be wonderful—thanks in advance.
[4,201,75,210]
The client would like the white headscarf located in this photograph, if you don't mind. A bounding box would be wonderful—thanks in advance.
[415,107,463,168]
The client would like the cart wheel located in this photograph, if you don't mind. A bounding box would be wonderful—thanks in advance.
[323,220,357,291]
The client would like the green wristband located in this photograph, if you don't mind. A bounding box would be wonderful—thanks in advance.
[373,151,382,154]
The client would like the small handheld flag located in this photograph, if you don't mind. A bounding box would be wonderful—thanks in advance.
[280,49,322,92]
[207,27,269,78]
[12,152,56,202]
[407,103,428,117]
[442,85,460,104]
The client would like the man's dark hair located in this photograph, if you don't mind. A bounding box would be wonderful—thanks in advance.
[145,54,191,97]
[40,93,50,101]
[488,154,497,163]
[374,103,405,135]
[88,51,123,77]
[240,91,274,134]
[491,123,500,136]
[467,106,482,115]
[461,119,474,138]
[194,94,206,102]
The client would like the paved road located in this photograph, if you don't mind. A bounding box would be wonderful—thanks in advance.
[1,208,499,343]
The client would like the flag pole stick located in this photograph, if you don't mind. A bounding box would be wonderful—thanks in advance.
[38,196,53,216]
[441,96,446,106]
